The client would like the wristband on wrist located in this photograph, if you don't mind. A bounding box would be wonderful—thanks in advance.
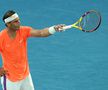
[48,26,56,34]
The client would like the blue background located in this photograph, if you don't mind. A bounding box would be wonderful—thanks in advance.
[0,0,108,90]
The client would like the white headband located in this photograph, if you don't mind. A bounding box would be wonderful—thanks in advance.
[4,13,19,23]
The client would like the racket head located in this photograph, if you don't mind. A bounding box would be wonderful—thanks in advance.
[79,10,101,32]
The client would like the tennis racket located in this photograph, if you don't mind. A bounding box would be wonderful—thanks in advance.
[60,10,101,32]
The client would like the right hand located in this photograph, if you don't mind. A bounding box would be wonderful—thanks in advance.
[0,67,8,77]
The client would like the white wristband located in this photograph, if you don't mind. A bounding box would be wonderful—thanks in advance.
[48,26,56,34]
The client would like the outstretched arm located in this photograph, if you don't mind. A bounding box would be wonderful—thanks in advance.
[30,24,65,37]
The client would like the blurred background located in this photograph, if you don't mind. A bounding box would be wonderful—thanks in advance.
[0,0,108,90]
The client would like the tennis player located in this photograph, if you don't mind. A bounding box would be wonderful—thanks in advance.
[0,10,64,90]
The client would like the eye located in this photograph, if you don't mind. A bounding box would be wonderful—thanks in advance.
[14,20,20,23]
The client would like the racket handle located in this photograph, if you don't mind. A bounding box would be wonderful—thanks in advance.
[59,25,72,31]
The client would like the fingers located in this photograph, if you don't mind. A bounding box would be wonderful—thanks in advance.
[0,68,8,77]
[54,24,66,31]
[0,73,5,77]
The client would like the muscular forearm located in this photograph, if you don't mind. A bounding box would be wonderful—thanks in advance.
[38,28,52,37]
[30,24,65,37]
[30,28,52,37]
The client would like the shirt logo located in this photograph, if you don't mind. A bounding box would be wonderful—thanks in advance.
[19,39,23,43]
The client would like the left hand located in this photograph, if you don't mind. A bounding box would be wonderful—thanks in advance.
[54,24,65,32]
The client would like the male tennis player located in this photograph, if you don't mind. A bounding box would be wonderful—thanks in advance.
[0,10,64,90]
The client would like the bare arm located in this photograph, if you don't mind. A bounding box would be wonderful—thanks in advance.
[30,24,65,37]
[30,28,51,37]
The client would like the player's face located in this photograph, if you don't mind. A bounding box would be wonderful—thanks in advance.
[7,18,20,30]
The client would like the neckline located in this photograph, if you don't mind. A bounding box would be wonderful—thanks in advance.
[6,29,18,41]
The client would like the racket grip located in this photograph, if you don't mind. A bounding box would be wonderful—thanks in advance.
[59,25,72,31]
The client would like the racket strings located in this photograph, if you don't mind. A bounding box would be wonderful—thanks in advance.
[80,11,101,32]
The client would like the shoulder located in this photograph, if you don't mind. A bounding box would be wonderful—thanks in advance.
[0,29,7,44]
[0,29,7,38]
[19,26,32,37]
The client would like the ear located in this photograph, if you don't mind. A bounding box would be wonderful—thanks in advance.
[6,22,11,27]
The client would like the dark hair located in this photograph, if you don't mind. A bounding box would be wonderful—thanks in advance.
[2,10,16,23]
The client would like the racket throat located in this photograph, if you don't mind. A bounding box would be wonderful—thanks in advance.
[72,25,82,30]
